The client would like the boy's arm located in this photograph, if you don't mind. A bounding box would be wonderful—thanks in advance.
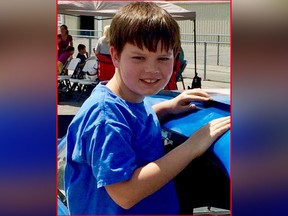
[105,116,230,209]
[152,99,174,122]
[153,89,212,122]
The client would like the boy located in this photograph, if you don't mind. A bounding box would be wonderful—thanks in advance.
[64,2,230,214]
[76,44,88,69]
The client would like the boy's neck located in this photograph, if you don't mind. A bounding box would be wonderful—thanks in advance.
[106,72,144,103]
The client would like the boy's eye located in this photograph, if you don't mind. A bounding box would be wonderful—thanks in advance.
[132,56,145,60]
[158,57,170,61]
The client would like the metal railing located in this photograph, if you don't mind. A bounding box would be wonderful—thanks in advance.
[203,41,230,80]
[179,40,230,82]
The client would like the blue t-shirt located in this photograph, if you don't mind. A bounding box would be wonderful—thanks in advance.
[64,83,179,215]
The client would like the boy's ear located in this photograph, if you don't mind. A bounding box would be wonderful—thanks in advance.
[110,46,120,68]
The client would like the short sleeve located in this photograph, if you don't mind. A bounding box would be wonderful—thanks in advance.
[88,120,137,188]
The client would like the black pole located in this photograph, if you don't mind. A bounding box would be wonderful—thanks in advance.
[188,19,201,89]
[194,19,197,77]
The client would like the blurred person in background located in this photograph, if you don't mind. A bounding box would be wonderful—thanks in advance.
[58,46,74,75]
[58,24,73,57]
[93,25,110,56]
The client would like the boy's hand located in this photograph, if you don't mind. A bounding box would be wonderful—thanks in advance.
[186,116,230,157]
[153,89,212,121]
[168,89,212,115]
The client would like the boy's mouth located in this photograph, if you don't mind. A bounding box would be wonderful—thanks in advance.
[140,79,160,84]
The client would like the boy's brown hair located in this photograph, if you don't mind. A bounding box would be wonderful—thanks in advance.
[109,2,180,56]
[77,44,86,52]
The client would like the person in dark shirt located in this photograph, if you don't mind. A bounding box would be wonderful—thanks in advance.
[76,44,89,70]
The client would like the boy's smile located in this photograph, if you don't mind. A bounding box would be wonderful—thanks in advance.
[140,79,160,85]
[108,42,174,103]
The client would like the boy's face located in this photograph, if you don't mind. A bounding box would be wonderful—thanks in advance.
[111,42,174,102]
[80,48,86,54]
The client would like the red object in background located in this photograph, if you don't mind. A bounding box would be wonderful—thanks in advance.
[96,53,115,81]
[164,56,180,90]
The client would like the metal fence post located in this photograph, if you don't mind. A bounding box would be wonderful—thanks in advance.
[217,35,220,66]
[204,42,207,80]
[89,37,92,56]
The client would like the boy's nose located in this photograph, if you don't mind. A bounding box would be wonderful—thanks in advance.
[144,61,160,74]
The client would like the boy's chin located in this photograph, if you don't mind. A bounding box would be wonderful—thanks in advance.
[143,88,163,96]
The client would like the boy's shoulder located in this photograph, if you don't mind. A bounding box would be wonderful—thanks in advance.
[85,84,146,116]
[82,84,122,111]
[75,84,139,127]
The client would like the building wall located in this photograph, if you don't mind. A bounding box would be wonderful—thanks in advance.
[174,2,230,43]
[180,2,230,34]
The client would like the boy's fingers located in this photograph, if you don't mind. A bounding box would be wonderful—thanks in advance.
[210,116,231,130]
[184,89,211,98]
[211,116,230,123]
[182,95,211,104]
